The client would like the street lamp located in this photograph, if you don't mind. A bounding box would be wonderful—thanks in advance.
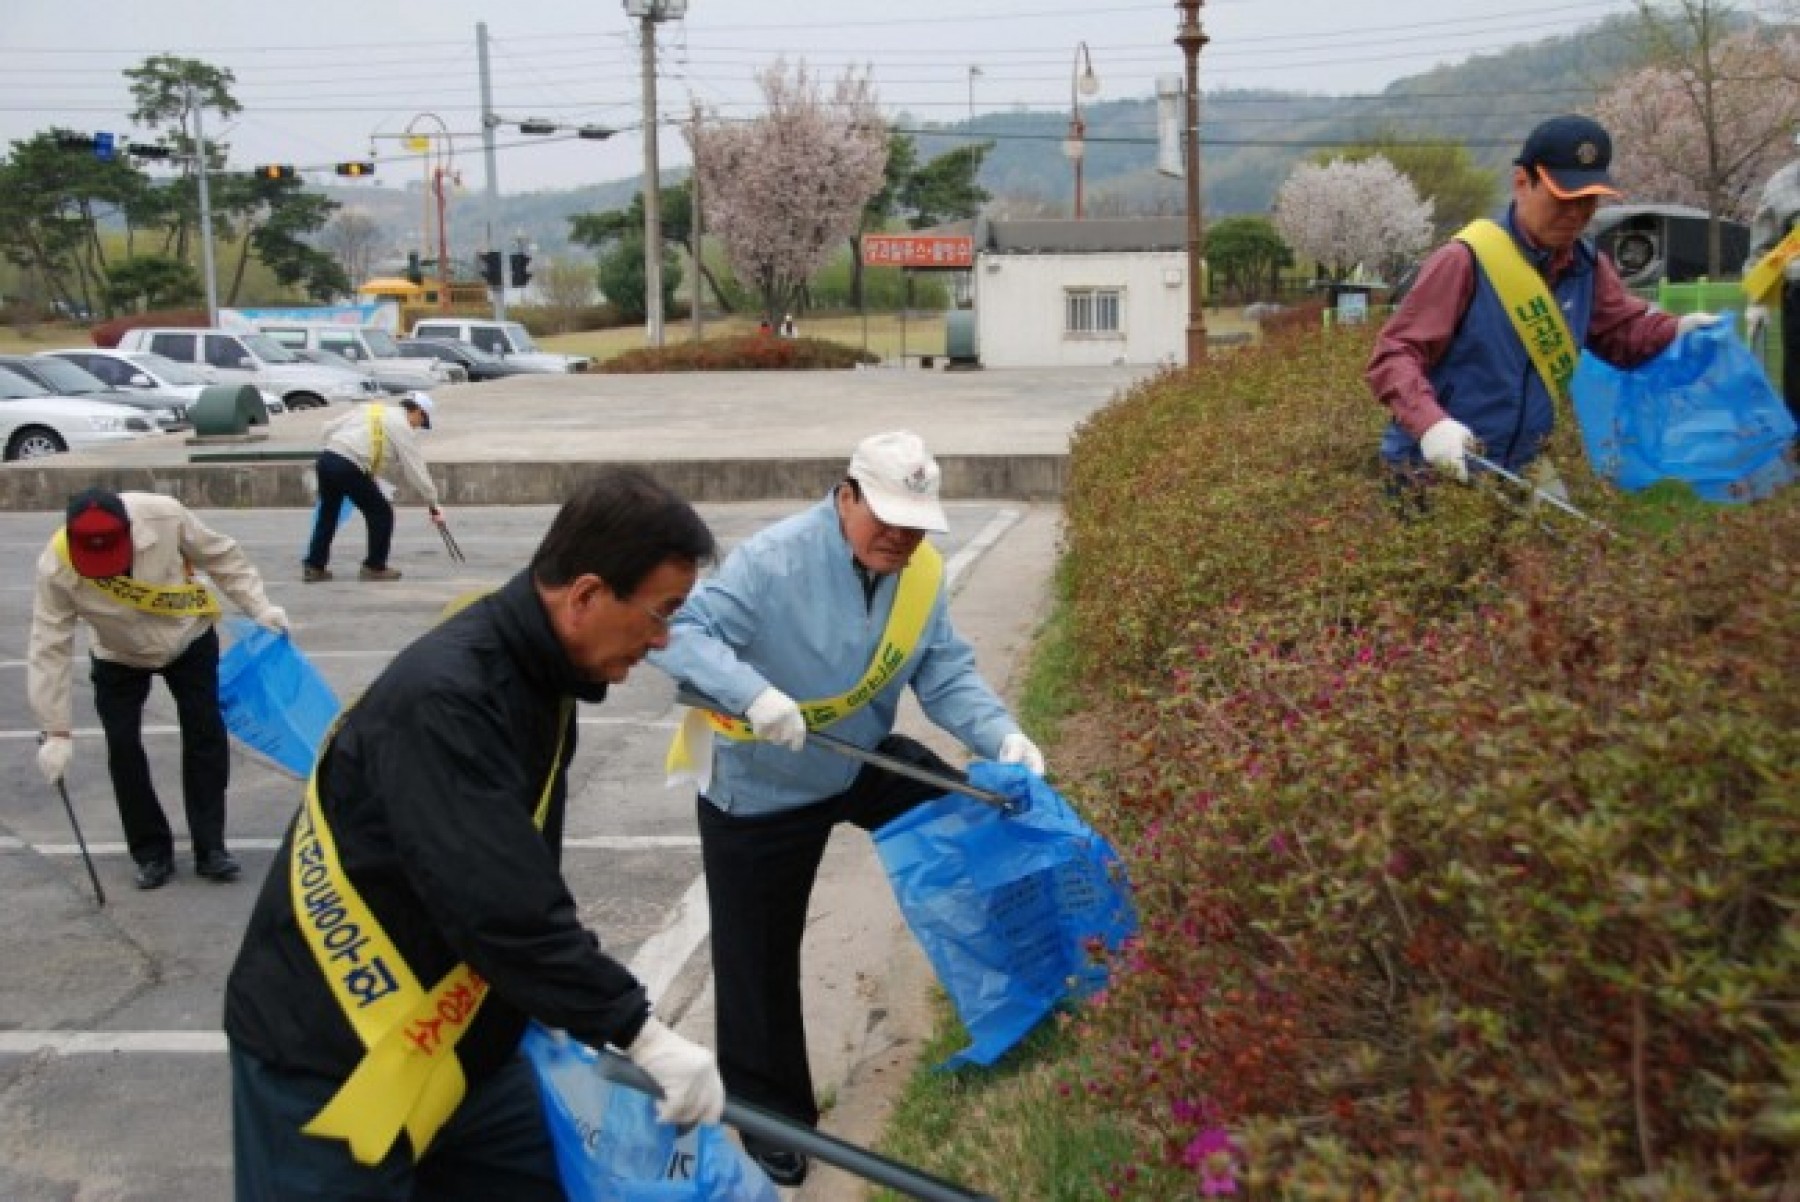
[1176,1,1210,363]
[1063,42,1100,219]
[404,113,457,312]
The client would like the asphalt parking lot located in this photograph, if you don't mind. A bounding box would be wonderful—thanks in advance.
[0,496,1053,1202]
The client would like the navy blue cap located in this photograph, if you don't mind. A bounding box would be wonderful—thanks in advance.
[1515,115,1620,199]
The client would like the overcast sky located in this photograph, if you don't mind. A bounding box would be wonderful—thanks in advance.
[5,0,1669,196]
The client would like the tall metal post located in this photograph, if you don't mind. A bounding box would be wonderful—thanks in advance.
[690,102,704,344]
[478,22,506,320]
[640,13,664,347]
[190,88,220,326]
[1176,1,1209,364]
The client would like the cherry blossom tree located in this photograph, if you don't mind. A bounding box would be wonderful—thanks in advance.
[686,61,888,324]
[1272,157,1434,283]
[1593,18,1800,272]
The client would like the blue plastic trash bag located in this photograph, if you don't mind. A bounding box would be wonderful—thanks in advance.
[872,762,1137,1069]
[1571,316,1796,503]
[521,1024,778,1202]
[217,618,339,778]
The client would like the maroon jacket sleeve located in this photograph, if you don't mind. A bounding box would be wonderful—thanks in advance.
[1364,244,1477,440]
[1585,252,1679,368]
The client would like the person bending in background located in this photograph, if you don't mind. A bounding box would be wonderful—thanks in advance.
[30,488,288,890]
[1743,128,1800,425]
[304,393,444,583]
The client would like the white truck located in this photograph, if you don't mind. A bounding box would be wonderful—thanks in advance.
[409,318,591,373]
[114,328,381,410]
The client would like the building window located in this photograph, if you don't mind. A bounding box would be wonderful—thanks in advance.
[1065,287,1122,336]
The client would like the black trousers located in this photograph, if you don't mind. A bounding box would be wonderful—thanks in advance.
[230,1044,561,1201]
[89,626,229,865]
[306,450,394,572]
[1782,280,1800,424]
[697,734,960,1133]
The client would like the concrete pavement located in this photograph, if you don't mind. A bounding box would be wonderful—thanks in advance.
[0,363,1152,1200]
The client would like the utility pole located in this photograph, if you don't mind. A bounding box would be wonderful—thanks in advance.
[477,22,506,320]
[189,87,220,326]
[628,0,686,348]
[1176,1,1210,365]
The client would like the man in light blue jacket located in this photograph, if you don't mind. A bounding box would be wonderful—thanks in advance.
[650,430,1044,1187]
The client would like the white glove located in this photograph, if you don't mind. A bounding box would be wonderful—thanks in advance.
[998,732,1047,776]
[1420,417,1478,484]
[37,735,73,785]
[624,1017,726,1127]
[256,606,290,634]
[745,686,807,752]
[1745,305,1770,340]
[1676,312,1720,335]
[428,505,447,526]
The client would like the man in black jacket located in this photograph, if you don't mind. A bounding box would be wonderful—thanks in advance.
[225,468,722,1201]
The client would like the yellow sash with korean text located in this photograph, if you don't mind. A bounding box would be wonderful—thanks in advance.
[1742,225,1800,307]
[664,541,943,775]
[1457,218,1577,405]
[295,698,571,1166]
[367,404,388,476]
[51,529,220,617]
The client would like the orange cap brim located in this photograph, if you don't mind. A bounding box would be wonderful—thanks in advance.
[1537,165,1621,201]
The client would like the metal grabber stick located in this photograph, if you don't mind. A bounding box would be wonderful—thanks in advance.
[434,516,466,563]
[54,779,106,907]
[597,1050,996,1202]
[1467,452,1617,536]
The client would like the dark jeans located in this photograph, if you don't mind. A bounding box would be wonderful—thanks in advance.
[698,734,959,1133]
[89,626,228,865]
[306,450,394,572]
[230,1043,563,1202]
[1782,280,1800,423]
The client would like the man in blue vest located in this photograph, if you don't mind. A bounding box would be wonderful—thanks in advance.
[1367,114,1718,488]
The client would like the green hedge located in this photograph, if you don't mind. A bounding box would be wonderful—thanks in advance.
[1054,325,1798,1197]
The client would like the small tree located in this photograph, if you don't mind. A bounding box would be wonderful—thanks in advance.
[319,210,387,288]
[535,257,598,331]
[688,60,888,324]
[1330,132,1499,243]
[1273,156,1434,283]
[1206,216,1292,303]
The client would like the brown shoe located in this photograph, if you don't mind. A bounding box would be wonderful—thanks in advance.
[359,565,403,582]
[302,565,332,583]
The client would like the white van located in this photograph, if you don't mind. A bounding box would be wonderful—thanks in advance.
[256,322,464,389]
[409,318,591,373]
[114,328,381,410]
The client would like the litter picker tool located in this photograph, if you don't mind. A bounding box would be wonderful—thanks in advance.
[673,687,1017,813]
[1468,453,1616,536]
[597,1049,996,1202]
[434,517,466,563]
[54,779,105,906]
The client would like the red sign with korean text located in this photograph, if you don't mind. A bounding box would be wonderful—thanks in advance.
[861,235,974,269]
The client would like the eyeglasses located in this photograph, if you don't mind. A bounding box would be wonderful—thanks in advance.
[628,598,680,630]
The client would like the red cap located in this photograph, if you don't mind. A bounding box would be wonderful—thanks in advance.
[65,488,132,579]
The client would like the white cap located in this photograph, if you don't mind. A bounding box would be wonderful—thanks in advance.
[403,391,435,429]
[848,430,947,533]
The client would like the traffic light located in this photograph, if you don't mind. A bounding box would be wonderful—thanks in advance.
[509,252,532,289]
[128,142,173,162]
[478,251,503,288]
[255,164,297,181]
[406,252,424,286]
[335,161,375,177]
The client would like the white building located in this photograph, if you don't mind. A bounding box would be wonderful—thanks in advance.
[972,217,1192,369]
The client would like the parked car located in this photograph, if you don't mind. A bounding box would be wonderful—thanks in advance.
[409,318,591,372]
[285,347,412,395]
[0,353,189,430]
[256,322,465,390]
[0,364,159,460]
[398,337,537,382]
[41,347,287,416]
[113,328,379,410]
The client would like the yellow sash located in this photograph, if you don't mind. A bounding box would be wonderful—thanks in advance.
[1742,225,1800,306]
[296,698,571,1166]
[1457,218,1578,405]
[664,541,944,775]
[51,529,220,617]
[367,404,388,476]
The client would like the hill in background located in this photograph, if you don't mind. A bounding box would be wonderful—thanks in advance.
[324,12,1687,266]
